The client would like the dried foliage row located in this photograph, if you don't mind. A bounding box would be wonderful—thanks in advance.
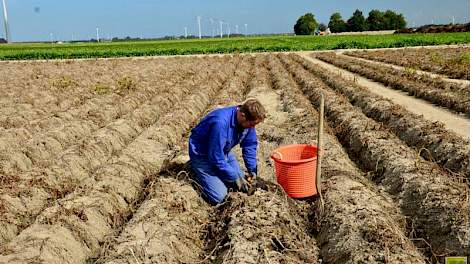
[269,55,426,263]
[315,52,470,116]
[0,55,243,263]
[0,57,229,245]
[344,47,470,80]
[292,55,470,183]
[281,53,470,260]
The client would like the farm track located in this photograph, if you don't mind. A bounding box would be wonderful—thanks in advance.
[268,56,426,263]
[280,54,470,260]
[291,55,470,182]
[343,47,470,80]
[0,62,197,175]
[0,57,229,245]
[0,55,243,263]
[314,53,470,117]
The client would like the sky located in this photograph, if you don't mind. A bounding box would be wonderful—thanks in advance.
[1,0,470,42]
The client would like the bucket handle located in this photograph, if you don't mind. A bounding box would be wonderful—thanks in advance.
[272,151,283,160]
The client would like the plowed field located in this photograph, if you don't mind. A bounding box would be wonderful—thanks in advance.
[1,50,469,264]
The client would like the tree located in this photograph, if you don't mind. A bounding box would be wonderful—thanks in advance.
[328,12,348,33]
[383,10,407,29]
[367,10,385,31]
[294,13,318,35]
[347,9,368,32]
[318,23,327,32]
[0,38,6,44]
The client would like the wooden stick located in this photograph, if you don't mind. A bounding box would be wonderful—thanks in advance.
[316,93,325,213]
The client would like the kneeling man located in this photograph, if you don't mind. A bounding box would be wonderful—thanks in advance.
[189,99,266,205]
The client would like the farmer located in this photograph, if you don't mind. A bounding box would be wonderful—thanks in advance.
[189,99,266,205]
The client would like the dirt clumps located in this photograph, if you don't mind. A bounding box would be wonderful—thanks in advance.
[207,190,320,264]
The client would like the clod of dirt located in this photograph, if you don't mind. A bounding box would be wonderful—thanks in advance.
[206,190,320,264]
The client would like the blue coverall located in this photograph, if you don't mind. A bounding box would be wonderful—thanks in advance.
[189,106,258,204]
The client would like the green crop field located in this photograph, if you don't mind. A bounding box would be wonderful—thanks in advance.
[0,32,469,60]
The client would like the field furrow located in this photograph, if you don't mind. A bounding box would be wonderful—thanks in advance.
[314,52,470,116]
[292,54,470,182]
[0,57,228,245]
[280,53,470,260]
[268,55,426,263]
[0,55,242,264]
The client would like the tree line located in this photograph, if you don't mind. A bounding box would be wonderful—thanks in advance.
[294,9,407,35]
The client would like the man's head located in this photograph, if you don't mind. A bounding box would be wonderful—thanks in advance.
[237,99,266,128]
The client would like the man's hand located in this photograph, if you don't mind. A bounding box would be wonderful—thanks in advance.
[246,171,257,184]
[234,176,249,193]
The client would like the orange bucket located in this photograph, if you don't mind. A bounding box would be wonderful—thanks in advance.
[271,144,318,198]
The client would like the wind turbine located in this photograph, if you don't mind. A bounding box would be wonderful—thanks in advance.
[244,24,248,36]
[235,25,239,34]
[184,27,188,38]
[2,0,11,43]
[96,27,100,42]
[219,20,223,38]
[197,16,202,39]
[209,18,215,38]
[227,22,231,38]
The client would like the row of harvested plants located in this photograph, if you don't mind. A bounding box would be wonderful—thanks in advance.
[344,47,470,80]
[314,52,470,117]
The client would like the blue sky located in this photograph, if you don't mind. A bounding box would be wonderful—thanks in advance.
[2,0,470,42]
